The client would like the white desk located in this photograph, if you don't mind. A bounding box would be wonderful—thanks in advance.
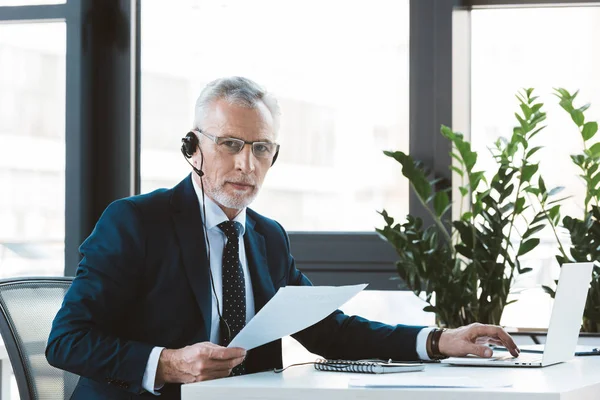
[182,356,600,400]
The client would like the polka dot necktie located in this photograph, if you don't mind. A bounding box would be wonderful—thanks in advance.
[217,220,246,376]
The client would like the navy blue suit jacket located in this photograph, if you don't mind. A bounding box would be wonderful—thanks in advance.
[46,175,424,399]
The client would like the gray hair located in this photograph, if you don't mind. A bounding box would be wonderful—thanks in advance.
[193,76,281,136]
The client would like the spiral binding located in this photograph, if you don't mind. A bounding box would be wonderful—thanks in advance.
[314,359,382,373]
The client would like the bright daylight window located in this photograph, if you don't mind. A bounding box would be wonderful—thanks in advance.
[470,6,600,328]
[0,22,66,278]
[140,0,410,232]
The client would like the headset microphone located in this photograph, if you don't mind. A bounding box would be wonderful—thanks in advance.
[181,131,204,177]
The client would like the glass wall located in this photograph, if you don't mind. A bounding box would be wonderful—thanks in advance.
[0,22,66,277]
[140,0,410,231]
[470,6,600,327]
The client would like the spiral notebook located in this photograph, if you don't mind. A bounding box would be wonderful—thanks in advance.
[314,359,424,374]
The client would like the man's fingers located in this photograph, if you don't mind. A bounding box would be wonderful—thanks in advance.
[492,328,519,357]
[472,324,519,357]
[467,344,494,358]
[203,355,246,371]
[206,346,247,360]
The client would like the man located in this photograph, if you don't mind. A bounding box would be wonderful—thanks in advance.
[46,77,519,399]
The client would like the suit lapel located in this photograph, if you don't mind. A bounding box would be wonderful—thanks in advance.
[170,175,212,339]
[244,216,276,313]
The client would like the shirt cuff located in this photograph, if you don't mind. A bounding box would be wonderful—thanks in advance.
[142,346,165,395]
[416,327,435,361]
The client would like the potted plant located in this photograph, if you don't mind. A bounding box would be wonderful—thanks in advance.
[544,88,600,333]
[377,89,564,328]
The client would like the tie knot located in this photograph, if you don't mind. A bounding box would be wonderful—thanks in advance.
[217,220,243,240]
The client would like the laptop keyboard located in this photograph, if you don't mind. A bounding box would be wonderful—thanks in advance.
[492,353,542,363]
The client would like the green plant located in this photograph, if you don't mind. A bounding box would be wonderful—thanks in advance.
[544,88,600,332]
[377,89,564,328]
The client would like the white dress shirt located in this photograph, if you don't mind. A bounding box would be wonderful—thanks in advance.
[142,178,255,394]
[142,176,431,394]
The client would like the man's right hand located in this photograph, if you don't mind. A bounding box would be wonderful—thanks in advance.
[156,342,246,384]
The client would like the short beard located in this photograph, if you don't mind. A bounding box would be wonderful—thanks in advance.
[204,181,259,210]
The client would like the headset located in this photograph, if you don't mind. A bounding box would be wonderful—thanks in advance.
[180,130,231,344]
[180,130,279,346]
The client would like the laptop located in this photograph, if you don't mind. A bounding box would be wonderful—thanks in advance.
[442,262,593,368]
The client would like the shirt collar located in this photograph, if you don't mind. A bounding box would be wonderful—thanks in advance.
[191,176,246,235]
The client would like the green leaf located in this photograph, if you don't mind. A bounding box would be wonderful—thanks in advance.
[523,224,545,239]
[520,103,532,119]
[459,186,468,196]
[589,143,600,157]
[514,196,526,214]
[548,196,571,206]
[571,154,585,166]
[524,187,541,196]
[423,305,438,313]
[451,152,465,167]
[571,110,585,127]
[539,176,547,194]
[385,151,432,202]
[461,149,477,172]
[529,115,547,130]
[518,238,540,256]
[521,164,539,182]
[455,244,472,258]
[548,205,561,225]
[531,103,544,114]
[526,146,543,158]
[450,166,464,177]
[440,125,458,140]
[433,191,450,218]
[461,212,473,221]
[554,87,572,99]
[542,285,556,298]
[591,171,600,190]
[582,122,599,141]
[559,99,574,113]
[525,88,534,98]
[578,103,591,113]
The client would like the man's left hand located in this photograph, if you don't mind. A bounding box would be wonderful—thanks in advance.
[438,323,520,358]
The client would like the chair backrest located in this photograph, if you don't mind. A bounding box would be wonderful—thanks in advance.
[0,277,78,400]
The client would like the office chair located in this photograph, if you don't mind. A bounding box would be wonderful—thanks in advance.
[0,277,78,400]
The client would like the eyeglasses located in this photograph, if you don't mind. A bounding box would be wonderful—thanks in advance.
[196,129,280,160]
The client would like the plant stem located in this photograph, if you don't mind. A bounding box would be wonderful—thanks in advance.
[501,163,524,272]
[412,185,453,244]
[535,195,570,262]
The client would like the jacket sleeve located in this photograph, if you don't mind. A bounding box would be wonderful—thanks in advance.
[277,224,425,361]
[46,199,154,395]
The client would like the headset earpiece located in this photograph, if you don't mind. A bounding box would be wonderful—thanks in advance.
[180,131,203,177]
[181,131,199,158]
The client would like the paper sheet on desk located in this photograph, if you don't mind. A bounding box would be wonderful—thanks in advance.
[349,376,512,389]
[228,284,367,350]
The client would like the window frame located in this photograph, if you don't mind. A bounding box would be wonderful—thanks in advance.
[3,0,597,284]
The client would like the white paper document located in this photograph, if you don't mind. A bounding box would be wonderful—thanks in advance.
[228,284,367,350]
[348,376,512,389]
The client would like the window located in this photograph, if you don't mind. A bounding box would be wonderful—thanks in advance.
[0,22,66,277]
[470,6,600,327]
[140,0,410,231]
